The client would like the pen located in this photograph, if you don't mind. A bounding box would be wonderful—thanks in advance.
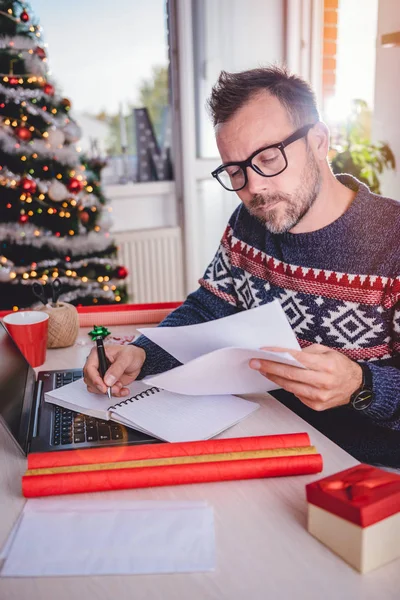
[96,337,112,401]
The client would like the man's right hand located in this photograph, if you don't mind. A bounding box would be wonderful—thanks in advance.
[83,344,146,398]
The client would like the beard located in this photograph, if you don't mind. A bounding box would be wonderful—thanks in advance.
[247,150,322,234]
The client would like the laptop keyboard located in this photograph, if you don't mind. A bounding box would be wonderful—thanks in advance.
[52,371,124,446]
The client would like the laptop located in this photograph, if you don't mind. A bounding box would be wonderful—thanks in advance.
[0,322,159,455]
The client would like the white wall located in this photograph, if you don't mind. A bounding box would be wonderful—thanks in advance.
[372,0,400,199]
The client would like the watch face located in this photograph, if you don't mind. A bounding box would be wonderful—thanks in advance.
[352,389,374,411]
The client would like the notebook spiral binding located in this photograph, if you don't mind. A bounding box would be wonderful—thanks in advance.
[109,386,161,410]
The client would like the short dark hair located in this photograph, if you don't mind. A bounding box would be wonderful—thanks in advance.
[207,65,320,128]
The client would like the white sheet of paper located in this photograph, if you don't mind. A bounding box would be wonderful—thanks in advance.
[145,347,305,395]
[0,498,215,577]
[138,299,300,364]
[112,389,260,441]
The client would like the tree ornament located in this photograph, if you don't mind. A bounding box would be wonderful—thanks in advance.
[63,121,81,143]
[48,179,69,202]
[15,126,32,141]
[20,177,37,194]
[34,47,46,59]
[46,128,65,148]
[19,214,29,223]
[43,83,55,96]
[20,10,29,22]
[67,177,83,194]
[0,266,11,282]
[9,77,19,85]
[61,98,71,109]
[89,325,111,341]
[79,210,90,224]
[117,266,128,279]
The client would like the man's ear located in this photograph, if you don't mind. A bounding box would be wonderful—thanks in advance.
[310,121,330,159]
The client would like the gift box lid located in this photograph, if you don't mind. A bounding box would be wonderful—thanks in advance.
[306,463,400,527]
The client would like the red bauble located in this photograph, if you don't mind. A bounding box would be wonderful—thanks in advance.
[20,10,29,22]
[43,83,55,96]
[79,210,90,224]
[35,47,46,60]
[15,126,32,141]
[20,177,37,194]
[117,266,128,279]
[9,77,19,85]
[19,214,29,223]
[67,177,83,193]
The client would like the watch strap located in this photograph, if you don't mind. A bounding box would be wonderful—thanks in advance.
[350,363,374,411]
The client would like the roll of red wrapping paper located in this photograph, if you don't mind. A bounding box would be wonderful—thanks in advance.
[22,448,323,497]
[27,433,312,470]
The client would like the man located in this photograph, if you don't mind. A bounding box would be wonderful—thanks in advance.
[84,67,400,466]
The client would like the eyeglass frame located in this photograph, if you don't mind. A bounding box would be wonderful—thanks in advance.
[211,123,316,192]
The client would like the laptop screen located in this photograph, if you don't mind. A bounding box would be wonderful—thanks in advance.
[0,323,36,448]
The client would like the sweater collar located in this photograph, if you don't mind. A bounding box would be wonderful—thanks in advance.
[274,174,371,248]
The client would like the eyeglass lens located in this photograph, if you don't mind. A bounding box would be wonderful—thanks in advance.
[217,146,286,191]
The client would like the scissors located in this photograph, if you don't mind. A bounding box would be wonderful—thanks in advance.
[32,278,62,307]
[32,281,48,306]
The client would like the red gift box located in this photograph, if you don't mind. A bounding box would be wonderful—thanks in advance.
[306,464,400,527]
[306,464,400,573]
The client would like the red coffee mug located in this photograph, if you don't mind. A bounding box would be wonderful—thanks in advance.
[3,311,49,367]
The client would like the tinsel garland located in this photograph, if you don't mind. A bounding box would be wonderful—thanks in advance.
[0,127,79,164]
[0,223,114,253]
[0,36,47,77]
[59,286,117,303]
[1,255,120,272]
[0,35,42,51]
[24,101,67,128]
[0,86,70,132]
[0,80,48,101]
[0,166,104,210]
[13,275,121,289]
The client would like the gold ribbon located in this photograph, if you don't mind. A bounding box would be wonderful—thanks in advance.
[25,445,317,476]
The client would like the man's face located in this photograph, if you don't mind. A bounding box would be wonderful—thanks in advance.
[215,92,322,234]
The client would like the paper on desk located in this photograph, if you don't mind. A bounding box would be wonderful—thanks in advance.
[145,347,305,395]
[138,299,300,364]
[0,498,215,577]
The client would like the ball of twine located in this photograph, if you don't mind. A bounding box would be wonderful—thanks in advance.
[41,302,79,348]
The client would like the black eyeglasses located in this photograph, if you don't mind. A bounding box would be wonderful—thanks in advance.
[211,123,315,192]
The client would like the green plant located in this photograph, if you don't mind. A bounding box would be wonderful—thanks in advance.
[330,99,395,194]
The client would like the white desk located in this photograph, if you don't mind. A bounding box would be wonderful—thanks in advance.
[1,326,400,600]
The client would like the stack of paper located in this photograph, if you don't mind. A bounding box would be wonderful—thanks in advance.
[139,300,305,395]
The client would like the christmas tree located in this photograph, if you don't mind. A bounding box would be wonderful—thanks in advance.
[0,0,128,310]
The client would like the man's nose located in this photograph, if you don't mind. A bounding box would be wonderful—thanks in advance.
[246,167,271,196]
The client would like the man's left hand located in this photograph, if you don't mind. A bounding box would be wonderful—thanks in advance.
[249,344,363,411]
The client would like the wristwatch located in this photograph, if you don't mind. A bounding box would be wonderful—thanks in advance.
[349,362,374,411]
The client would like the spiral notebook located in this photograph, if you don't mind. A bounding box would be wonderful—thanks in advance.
[45,379,260,443]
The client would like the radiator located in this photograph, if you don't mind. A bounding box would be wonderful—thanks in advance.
[114,227,185,303]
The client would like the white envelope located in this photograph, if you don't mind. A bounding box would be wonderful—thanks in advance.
[145,347,305,395]
[0,499,215,577]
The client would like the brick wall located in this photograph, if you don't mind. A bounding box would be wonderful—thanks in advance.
[322,0,339,110]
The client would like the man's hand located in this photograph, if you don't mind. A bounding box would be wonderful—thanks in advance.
[249,343,363,411]
[83,344,146,398]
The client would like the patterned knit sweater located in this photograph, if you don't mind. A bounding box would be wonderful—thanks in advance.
[134,175,400,467]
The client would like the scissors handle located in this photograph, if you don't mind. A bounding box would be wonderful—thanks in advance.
[32,281,47,306]
[51,278,62,306]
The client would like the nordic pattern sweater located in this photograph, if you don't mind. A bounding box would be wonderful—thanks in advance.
[133,175,400,467]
